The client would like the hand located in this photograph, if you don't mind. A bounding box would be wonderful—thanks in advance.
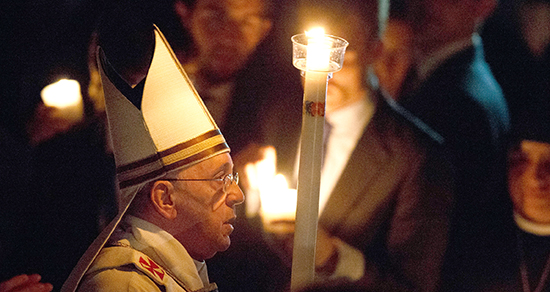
[315,227,339,268]
[0,274,53,292]
[26,103,82,145]
[263,222,339,270]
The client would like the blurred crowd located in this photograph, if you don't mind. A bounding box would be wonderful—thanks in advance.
[0,0,549,291]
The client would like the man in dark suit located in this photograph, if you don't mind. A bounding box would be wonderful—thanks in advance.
[260,1,454,291]
[397,0,511,290]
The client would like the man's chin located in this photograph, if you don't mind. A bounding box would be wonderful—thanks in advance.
[217,237,231,253]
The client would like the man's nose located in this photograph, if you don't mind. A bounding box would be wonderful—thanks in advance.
[226,182,245,207]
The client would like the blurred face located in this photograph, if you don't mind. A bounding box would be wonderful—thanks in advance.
[326,50,367,113]
[405,0,479,54]
[188,0,272,82]
[508,140,550,224]
[374,20,413,99]
[321,13,374,113]
[171,153,245,260]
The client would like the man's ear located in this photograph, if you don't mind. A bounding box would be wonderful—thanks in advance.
[150,181,178,220]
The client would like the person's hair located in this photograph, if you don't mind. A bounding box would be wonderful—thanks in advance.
[127,167,188,216]
[127,181,156,216]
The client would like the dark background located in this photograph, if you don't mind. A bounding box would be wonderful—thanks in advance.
[0,0,548,290]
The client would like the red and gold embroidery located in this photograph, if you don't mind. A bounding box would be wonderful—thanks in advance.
[139,256,165,280]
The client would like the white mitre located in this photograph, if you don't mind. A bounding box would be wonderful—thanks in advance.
[61,25,229,292]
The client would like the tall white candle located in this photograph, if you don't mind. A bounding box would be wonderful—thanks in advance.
[290,29,347,291]
[291,28,330,291]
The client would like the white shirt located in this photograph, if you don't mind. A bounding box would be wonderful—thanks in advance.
[319,97,374,213]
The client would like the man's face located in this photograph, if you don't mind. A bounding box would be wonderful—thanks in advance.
[172,153,245,260]
[374,20,413,99]
[188,0,272,82]
[405,0,478,53]
[326,50,366,113]
[508,140,550,224]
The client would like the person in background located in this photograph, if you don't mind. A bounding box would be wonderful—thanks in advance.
[504,127,550,292]
[397,0,511,290]
[260,0,454,290]
[171,0,302,158]
[373,17,414,100]
[472,121,550,292]
[0,20,116,291]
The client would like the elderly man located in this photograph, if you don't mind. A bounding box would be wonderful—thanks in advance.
[61,26,244,292]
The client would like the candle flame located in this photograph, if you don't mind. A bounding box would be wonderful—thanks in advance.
[244,147,297,223]
[41,79,82,108]
[305,27,331,71]
[305,27,325,39]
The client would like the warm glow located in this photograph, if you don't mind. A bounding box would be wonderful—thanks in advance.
[259,174,297,222]
[305,27,331,71]
[246,147,277,191]
[244,148,297,224]
[305,27,325,39]
[41,79,82,108]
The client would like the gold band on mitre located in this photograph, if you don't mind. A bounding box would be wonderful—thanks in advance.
[116,129,229,189]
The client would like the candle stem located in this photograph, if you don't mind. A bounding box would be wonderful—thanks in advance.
[291,71,329,291]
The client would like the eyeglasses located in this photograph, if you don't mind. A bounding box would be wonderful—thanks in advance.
[165,172,239,194]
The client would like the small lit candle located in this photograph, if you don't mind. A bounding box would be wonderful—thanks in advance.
[243,148,297,232]
[41,79,84,123]
[259,174,297,233]
[244,147,277,218]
